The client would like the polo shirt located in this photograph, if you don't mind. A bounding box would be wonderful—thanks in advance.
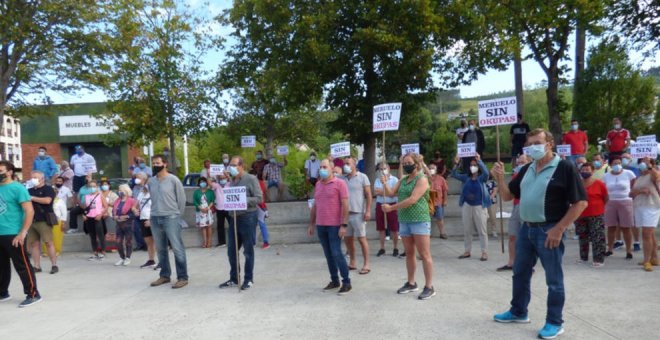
[346,172,370,213]
[28,185,56,222]
[562,130,588,155]
[374,175,398,204]
[606,128,630,153]
[510,155,586,223]
[0,182,32,235]
[314,177,348,226]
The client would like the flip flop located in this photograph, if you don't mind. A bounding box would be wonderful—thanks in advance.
[348,266,357,270]
[359,268,371,275]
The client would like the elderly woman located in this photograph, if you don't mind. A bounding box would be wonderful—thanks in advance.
[575,163,608,267]
[451,154,491,261]
[83,180,107,261]
[113,184,137,266]
[381,153,435,300]
[100,179,119,251]
[630,158,660,272]
[603,156,637,259]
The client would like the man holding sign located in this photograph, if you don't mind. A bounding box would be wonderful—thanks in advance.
[70,145,96,193]
[219,156,263,291]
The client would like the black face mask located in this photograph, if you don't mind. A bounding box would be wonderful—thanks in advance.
[55,183,63,188]
[0,173,6,182]
[403,164,416,174]
[152,165,165,174]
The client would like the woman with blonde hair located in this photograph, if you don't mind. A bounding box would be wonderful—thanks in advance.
[113,184,137,266]
[630,158,660,272]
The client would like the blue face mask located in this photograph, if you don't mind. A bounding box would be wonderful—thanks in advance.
[89,187,97,193]
[639,163,648,171]
[228,166,239,177]
[593,161,602,169]
[529,144,546,161]
[219,179,227,185]
[256,154,262,160]
[139,162,146,169]
[622,158,630,166]
[76,150,84,156]
[319,169,330,179]
[612,164,622,173]
[101,185,109,191]
[200,182,207,188]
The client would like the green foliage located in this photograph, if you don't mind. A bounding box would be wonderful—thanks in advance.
[574,38,656,145]
[608,0,660,56]
[430,122,457,161]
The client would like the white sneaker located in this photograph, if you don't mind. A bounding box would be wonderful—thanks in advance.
[115,259,124,266]
[122,258,131,266]
[66,229,78,234]
[98,254,105,259]
[385,236,391,241]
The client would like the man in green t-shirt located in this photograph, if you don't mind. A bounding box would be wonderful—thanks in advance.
[0,160,42,307]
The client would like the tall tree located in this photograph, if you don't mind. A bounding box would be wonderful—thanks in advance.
[0,0,138,131]
[609,0,660,55]
[99,0,221,172]
[574,38,655,144]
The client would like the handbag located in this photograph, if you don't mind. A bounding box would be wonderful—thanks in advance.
[35,203,58,227]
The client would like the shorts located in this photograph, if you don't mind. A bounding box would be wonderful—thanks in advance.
[375,203,399,232]
[140,219,153,237]
[346,213,366,237]
[267,180,280,188]
[73,175,86,193]
[432,205,444,220]
[508,205,521,236]
[604,199,634,227]
[634,206,660,228]
[399,221,431,237]
[27,221,54,245]
[309,178,318,187]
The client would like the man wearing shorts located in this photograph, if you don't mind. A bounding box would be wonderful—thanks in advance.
[27,171,58,274]
[374,164,399,256]
[428,163,448,239]
[343,157,372,274]
[497,154,530,271]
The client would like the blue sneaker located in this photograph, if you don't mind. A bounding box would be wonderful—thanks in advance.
[633,243,641,252]
[493,311,530,323]
[538,323,564,339]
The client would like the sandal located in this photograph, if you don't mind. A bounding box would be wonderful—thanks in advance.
[359,268,371,275]
[348,266,357,271]
[496,265,513,271]
[480,254,488,262]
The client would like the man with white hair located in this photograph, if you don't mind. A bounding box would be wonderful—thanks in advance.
[27,171,58,274]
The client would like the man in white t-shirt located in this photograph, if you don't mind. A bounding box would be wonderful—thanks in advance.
[69,145,96,193]
[304,152,321,187]
[456,118,468,141]
[53,176,73,202]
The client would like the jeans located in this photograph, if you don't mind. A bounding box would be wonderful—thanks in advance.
[216,210,230,245]
[133,219,146,250]
[316,226,350,285]
[116,220,134,259]
[510,223,565,326]
[257,207,269,244]
[151,215,188,280]
[227,211,258,283]
[85,218,105,252]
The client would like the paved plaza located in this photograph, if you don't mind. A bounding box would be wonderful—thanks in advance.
[1,237,658,339]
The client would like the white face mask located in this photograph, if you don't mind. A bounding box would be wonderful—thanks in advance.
[382,169,389,176]
[135,178,142,185]
[529,144,547,161]
[470,166,479,174]
[614,124,621,129]
[38,151,46,157]
[31,178,40,186]
[429,169,437,175]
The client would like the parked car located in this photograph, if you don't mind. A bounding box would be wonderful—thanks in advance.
[182,173,201,187]
[107,178,131,190]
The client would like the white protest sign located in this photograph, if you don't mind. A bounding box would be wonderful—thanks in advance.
[401,143,420,156]
[209,164,225,176]
[457,143,477,157]
[241,135,256,148]
[556,144,572,157]
[373,103,402,132]
[277,145,289,156]
[222,186,247,211]
[636,135,657,144]
[84,163,97,174]
[477,96,518,127]
[331,142,350,158]
[630,143,659,159]
[307,199,315,209]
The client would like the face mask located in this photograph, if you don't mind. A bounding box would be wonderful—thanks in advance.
[571,124,578,131]
[612,164,622,173]
[382,169,389,176]
[614,124,621,129]
[200,182,207,188]
[163,151,170,156]
[429,169,436,175]
[101,185,110,191]
[343,165,351,174]
[310,156,316,161]
[622,158,630,166]
[639,163,648,171]
[223,158,229,164]
[90,187,98,193]
[228,166,239,177]
[270,158,276,164]
[529,144,547,161]
[118,191,125,199]
[319,169,330,179]
[470,166,479,174]
[469,125,475,131]
[31,178,40,186]
[256,154,262,160]
[403,164,416,174]
[38,151,46,157]
[55,183,63,188]
[219,179,227,185]
[139,162,146,169]
[135,178,142,185]
[580,172,592,179]
[593,161,602,169]
[0,173,6,182]
[76,150,84,156]
[152,165,165,174]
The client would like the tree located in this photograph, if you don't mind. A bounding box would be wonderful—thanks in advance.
[574,38,655,145]
[0,0,137,131]
[98,0,221,172]
[608,0,660,55]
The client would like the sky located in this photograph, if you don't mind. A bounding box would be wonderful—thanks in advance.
[42,0,658,104]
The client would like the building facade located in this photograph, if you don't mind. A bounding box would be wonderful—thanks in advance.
[0,115,22,169]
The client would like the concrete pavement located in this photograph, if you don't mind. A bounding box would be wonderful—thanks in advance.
[0,237,657,340]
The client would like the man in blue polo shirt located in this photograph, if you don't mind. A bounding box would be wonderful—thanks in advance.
[490,128,587,339]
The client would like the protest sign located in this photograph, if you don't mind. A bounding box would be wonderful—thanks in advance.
[477,97,518,127]
[401,143,420,156]
[373,103,402,132]
[556,144,572,157]
[223,187,247,211]
[457,143,477,157]
[276,145,289,156]
[241,136,256,148]
[331,142,350,158]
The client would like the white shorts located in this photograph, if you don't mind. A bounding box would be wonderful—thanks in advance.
[634,206,660,228]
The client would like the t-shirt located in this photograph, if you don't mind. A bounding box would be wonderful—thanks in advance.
[486,180,498,204]
[510,155,587,223]
[510,123,531,151]
[28,185,56,222]
[304,159,321,179]
[136,191,152,220]
[70,153,96,177]
[56,185,73,201]
[78,186,93,204]
[374,175,398,204]
[581,180,608,217]
[456,127,468,140]
[603,170,636,201]
[314,177,349,226]
[0,182,32,235]
[562,130,588,155]
[606,128,630,153]
[346,172,370,213]
[429,175,448,205]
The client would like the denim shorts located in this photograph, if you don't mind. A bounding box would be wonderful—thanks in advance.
[432,205,444,220]
[399,221,431,237]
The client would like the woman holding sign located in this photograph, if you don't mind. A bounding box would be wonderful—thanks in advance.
[381,153,435,300]
[451,154,491,261]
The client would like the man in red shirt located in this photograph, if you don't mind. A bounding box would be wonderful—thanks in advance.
[606,117,631,157]
[562,119,588,165]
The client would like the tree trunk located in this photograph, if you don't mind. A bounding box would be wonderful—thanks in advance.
[168,129,177,174]
[514,46,524,117]
[363,136,376,184]
[546,68,563,146]
[573,24,586,120]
